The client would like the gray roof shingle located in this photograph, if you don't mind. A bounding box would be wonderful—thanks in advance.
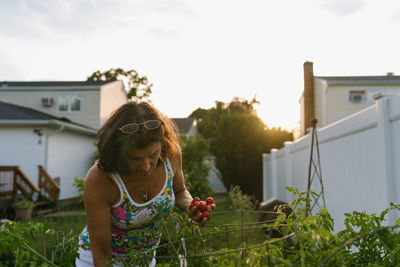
[0,101,94,130]
[173,118,196,134]
[0,81,112,88]
[315,75,400,85]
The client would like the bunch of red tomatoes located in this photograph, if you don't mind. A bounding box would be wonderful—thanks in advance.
[189,197,215,219]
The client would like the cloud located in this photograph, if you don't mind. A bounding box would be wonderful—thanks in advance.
[0,0,196,40]
[319,0,367,17]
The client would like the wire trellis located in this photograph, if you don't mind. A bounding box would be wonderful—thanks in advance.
[135,209,294,266]
[132,209,400,266]
[307,118,326,213]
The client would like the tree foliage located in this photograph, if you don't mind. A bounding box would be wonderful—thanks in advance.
[268,127,294,150]
[87,68,152,100]
[181,135,213,199]
[190,97,293,201]
[190,97,259,141]
[213,112,269,200]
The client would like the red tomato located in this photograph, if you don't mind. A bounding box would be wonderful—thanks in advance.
[203,211,210,219]
[206,197,214,205]
[192,201,200,210]
[192,197,200,202]
[195,209,202,216]
[199,201,207,211]
[189,203,195,210]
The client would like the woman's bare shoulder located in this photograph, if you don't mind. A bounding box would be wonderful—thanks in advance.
[85,164,111,184]
[84,164,117,203]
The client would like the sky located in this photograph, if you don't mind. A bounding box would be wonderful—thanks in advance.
[1,0,400,130]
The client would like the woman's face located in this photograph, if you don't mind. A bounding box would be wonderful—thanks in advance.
[126,141,162,177]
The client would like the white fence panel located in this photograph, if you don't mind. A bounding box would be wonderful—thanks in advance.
[275,149,286,201]
[263,92,400,231]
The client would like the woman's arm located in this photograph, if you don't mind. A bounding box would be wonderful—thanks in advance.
[171,148,215,226]
[83,165,115,266]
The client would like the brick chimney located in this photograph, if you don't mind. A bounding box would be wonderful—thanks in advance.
[303,61,315,134]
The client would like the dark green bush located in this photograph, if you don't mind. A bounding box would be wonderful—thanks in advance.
[181,135,213,199]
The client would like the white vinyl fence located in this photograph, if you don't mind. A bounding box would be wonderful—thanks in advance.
[263,91,400,231]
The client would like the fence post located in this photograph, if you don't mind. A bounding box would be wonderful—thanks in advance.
[284,141,293,202]
[270,149,278,199]
[374,92,396,226]
[262,153,268,202]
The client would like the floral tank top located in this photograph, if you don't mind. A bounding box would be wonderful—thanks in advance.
[78,157,175,257]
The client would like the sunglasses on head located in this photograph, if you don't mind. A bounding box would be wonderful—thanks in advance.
[119,120,162,134]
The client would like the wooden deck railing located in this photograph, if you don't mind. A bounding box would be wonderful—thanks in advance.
[38,165,60,203]
[0,166,40,201]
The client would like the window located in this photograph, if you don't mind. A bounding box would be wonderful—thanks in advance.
[57,95,81,112]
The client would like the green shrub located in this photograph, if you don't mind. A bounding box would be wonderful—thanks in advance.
[0,220,79,266]
[3,188,400,266]
[12,198,34,209]
[181,135,213,199]
[73,177,84,203]
[228,185,258,211]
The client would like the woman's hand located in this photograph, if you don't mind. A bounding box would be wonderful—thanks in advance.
[187,197,216,227]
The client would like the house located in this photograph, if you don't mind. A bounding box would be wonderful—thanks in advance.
[299,62,400,136]
[0,80,127,129]
[0,101,97,200]
[0,79,226,201]
[173,117,198,137]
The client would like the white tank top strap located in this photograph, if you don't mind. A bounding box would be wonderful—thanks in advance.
[165,157,174,177]
[108,172,126,207]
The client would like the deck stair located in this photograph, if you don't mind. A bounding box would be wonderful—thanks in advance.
[0,165,60,217]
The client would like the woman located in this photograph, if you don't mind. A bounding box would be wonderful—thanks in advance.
[75,102,215,267]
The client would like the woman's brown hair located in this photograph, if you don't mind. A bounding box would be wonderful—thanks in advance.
[97,101,180,175]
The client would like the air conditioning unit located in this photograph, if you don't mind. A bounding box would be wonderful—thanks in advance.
[41,97,54,107]
[348,91,365,104]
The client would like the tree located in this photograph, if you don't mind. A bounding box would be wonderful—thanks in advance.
[190,97,258,142]
[189,97,293,201]
[213,112,269,200]
[267,127,294,150]
[87,68,152,100]
[181,135,213,199]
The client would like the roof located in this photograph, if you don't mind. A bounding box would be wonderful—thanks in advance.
[315,74,400,85]
[0,101,96,135]
[172,117,197,134]
[0,81,119,92]
[0,81,112,87]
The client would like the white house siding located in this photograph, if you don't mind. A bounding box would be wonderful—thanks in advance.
[70,92,100,129]
[324,85,400,127]
[186,124,198,138]
[314,78,327,127]
[263,93,400,231]
[0,91,44,112]
[0,90,101,129]
[325,85,372,125]
[0,127,46,185]
[100,81,127,127]
[47,130,96,200]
